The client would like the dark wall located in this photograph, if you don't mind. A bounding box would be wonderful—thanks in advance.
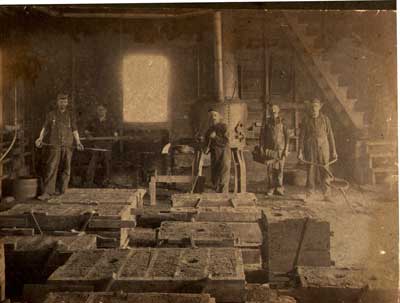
[19,16,215,143]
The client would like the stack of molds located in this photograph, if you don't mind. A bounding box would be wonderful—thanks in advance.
[47,247,246,302]
[261,201,331,280]
[170,193,261,222]
[0,202,135,248]
[3,233,97,297]
[44,292,216,303]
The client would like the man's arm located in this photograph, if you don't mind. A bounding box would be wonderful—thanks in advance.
[35,112,51,148]
[325,116,337,160]
[73,130,84,151]
[214,124,229,147]
[71,113,84,151]
[298,118,306,160]
[283,121,290,157]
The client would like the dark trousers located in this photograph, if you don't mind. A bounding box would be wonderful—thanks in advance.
[211,148,231,193]
[306,164,331,195]
[266,159,284,191]
[86,151,111,184]
[42,147,73,195]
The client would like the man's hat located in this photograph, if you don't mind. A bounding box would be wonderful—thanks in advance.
[305,98,324,107]
[57,93,69,100]
[208,107,219,113]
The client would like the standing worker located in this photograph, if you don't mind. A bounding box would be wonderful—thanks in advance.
[260,104,289,196]
[298,98,337,200]
[84,104,118,187]
[35,93,84,200]
[204,108,231,193]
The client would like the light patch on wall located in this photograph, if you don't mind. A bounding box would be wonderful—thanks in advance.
[122,54,170,123]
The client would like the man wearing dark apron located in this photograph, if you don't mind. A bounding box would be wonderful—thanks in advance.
[204,108,231,193]
[260,104,289,196]
[298,98,337,199]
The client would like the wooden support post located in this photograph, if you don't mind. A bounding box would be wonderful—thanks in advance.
[149,176,156,206]
[0,47,3,198]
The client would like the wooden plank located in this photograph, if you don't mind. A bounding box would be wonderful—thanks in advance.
[0,228,34,236]
[88,219,136,229]
[43,292,216,303]
[158,221,235,247]
[156,175,192,183]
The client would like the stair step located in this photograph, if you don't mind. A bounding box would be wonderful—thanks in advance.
[372,167,398,173]
[367,140,397,146]
[369,152,396,158]
[283,12,365,129]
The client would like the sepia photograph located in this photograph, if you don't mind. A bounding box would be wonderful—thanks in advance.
[0,3,398,303]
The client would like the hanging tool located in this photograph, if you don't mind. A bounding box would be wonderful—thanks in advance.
[0,83,18,163]
[80,135,134,141]
[40,142,109,152]
[190,138,210,194]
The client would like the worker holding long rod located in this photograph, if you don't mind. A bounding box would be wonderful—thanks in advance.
[35,93,84,200]
[298,98,338,201]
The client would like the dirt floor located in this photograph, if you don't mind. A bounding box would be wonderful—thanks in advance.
[255,184,399,290]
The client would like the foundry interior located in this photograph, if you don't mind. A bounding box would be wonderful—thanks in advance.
[0,5,398,303]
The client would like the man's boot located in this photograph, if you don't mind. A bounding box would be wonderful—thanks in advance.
[276,187,285,196]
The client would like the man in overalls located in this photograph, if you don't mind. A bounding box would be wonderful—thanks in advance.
[35,94,84,200]
[298,98,337,199]
[204,108,231,193]
[260,104,289,196]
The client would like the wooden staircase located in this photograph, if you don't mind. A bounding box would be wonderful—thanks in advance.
[282,12,365,130]
[365,140,397,185]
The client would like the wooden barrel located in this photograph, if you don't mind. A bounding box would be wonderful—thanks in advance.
[12,177,39,201]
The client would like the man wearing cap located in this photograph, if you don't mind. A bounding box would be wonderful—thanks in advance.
[35,94,84,200]
[84,104,118,187]
[204,108,231,193]
[260,104,290,196]
[298,98,337,199]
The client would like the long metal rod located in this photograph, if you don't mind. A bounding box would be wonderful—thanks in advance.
[33,6,214,19]
[41,143,109,152]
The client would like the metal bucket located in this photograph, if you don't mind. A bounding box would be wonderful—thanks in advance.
[285,169,307,186]
[13,177,39,201]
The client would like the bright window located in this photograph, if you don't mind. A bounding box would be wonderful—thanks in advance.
[122,54,170,123]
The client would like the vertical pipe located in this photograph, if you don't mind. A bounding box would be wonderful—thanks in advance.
[214,11,224,102]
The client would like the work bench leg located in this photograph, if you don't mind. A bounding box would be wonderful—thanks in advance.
[149,176,156,206]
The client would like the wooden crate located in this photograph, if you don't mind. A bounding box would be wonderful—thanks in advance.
[0,203,135,248]
[158,221,235,247]
[48,188,146,211]
[291,266,398,303]
[48,248,246,303]
[44,292,216,303]
[3,234,97,298]
[171,193,257,208]
[261,202,331,279]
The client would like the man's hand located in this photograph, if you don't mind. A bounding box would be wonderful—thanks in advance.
[35,138,43,148]
[76,142,84,151]
[209,131,216,139]
[113,132,118,141]
[331,152,338,162]
[297,151,304,162]
[84,130,93,140]
[282,149,289,160]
